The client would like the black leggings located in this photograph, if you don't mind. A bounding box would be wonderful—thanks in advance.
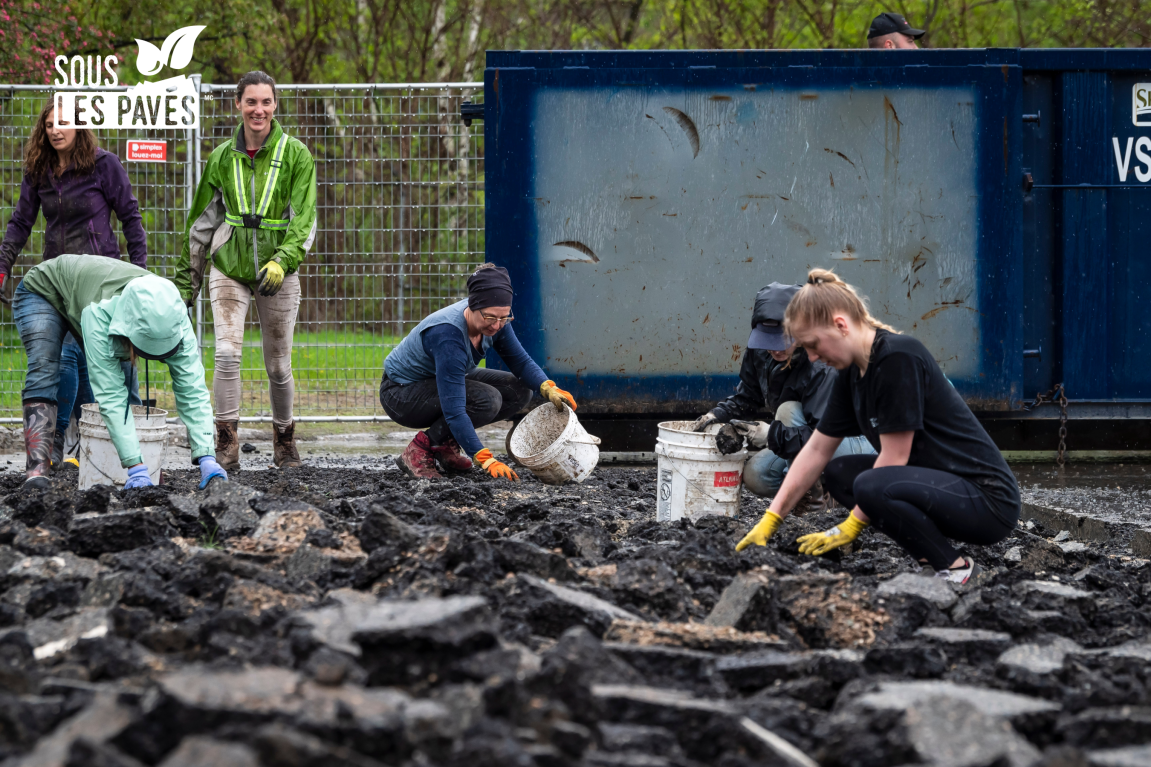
[379,368,532,446]
[823,455,1017,570]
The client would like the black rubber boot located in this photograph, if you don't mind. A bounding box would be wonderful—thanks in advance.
[23,400,57,490]
[50,429,66,470]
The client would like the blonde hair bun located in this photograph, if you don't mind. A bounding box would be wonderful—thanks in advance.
[785,268,899,335]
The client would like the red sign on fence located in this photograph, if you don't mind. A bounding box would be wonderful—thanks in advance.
[713,471,740,488]
[126,140,167,162]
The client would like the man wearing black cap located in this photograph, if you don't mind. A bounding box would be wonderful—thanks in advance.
[867,12,924,49]
[691,282,873,508]
[380,263,577,480]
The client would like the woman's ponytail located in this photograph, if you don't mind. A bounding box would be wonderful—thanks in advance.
[785,268,899,336]
[805,268,843,288]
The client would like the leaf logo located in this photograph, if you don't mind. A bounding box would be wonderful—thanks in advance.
[134,26,206,76]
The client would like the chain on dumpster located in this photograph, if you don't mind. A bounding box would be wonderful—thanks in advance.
[1023,383,1068,468]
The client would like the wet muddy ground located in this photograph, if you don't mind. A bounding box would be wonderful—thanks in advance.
[0,443,1149,766]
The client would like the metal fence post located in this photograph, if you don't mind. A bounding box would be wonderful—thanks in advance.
[190,74,204,350]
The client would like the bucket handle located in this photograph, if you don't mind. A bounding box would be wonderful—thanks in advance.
[568,435,601,446]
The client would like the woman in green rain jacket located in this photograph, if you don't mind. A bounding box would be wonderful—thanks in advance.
[14,254,226,490]
[174,70,316,472]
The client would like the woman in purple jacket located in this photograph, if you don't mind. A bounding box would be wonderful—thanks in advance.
[0,100,148,470]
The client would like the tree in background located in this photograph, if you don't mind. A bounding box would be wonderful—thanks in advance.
[0,0,113,84]
[3,0,1150,85]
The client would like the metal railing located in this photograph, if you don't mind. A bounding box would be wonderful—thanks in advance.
[0,81,484,421]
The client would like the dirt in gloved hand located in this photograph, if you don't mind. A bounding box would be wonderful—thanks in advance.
[715,423,745,455]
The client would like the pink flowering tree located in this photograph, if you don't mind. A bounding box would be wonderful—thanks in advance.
[0,0,113,84]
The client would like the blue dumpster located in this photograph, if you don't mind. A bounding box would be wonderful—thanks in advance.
[481,49,1151,450]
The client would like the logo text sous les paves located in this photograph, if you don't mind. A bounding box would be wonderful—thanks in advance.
[52,26,205,130]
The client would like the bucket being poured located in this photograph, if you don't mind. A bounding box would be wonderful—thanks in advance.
[655,421,748,522]
[78,403,168,490]
[509,404,601,485]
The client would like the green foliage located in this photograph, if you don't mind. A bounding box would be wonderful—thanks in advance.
[3,0,1147,87]
[0,0,115,84]
[197,519,221,548]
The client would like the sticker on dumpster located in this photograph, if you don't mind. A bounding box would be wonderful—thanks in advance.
[714,471,740,488]
[127,140,167,162]
[1135,84,1151,127]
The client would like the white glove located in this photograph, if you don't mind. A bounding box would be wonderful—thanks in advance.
[691,413,719,432]
[730,420,771,450]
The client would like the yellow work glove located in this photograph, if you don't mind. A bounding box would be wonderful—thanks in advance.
[796,513,869,556]
[475,448,519,481]
[735,510,784,552]
[257,260,286,297]
[540,380,577,412]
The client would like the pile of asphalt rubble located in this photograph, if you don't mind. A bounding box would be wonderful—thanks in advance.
[0,461,1149,767]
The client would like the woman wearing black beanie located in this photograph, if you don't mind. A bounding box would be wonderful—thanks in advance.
[380,263,577,479]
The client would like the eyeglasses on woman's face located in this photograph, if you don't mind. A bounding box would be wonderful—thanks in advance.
[480,312,514,325]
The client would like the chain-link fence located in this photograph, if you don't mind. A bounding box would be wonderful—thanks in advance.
[0,81,483,421]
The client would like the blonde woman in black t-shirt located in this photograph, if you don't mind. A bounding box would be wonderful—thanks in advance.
[735,268,1020,585]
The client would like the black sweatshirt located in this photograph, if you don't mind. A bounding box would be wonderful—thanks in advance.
[817,329,1020,522]
[709,349,836,460]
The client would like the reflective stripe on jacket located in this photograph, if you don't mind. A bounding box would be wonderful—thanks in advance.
[174,119,316,303]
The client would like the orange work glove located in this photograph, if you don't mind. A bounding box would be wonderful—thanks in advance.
[475,448,519,481]
[540,380,577,412]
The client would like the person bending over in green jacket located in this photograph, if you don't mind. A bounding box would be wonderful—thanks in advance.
[13,254,226,490]
[175,70,317,472]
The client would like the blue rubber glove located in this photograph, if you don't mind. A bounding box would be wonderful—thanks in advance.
[123,464,154,489]
[198,456,228,489]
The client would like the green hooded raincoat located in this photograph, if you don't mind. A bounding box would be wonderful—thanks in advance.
[22,254,214,468]
[174,118,317,304]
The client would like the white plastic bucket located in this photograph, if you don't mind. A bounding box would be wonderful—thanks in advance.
[78,403,168,490]
[655,420,748,522]
[509,404,601,485]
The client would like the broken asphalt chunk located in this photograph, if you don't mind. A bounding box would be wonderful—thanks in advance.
[703,570,775,633]
[903,695,1040,767]
[11,692,137,767]
[67,510,177,557]
[1,608,112,662]
[716,648,863,694]
[914,627,1013,665]
[349,595,497,686]
[516,573,643,638]
[998,637,1082,677]
[849,679,1060,723]
[197,483,261,539]
[491,539,574,581]
[155,736,258,767]
[875,573,958,610]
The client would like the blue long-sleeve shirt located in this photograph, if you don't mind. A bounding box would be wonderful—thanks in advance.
[423,322,547,455]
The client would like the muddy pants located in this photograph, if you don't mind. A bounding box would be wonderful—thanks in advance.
[823,454,1018,570]
[209,269,300,427]
[379,369,531,446]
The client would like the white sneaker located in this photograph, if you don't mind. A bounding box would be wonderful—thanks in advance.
[935,557,982,585]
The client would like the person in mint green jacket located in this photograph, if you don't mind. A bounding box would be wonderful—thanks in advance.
[13,254,226,490]
[174,71,317,473]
